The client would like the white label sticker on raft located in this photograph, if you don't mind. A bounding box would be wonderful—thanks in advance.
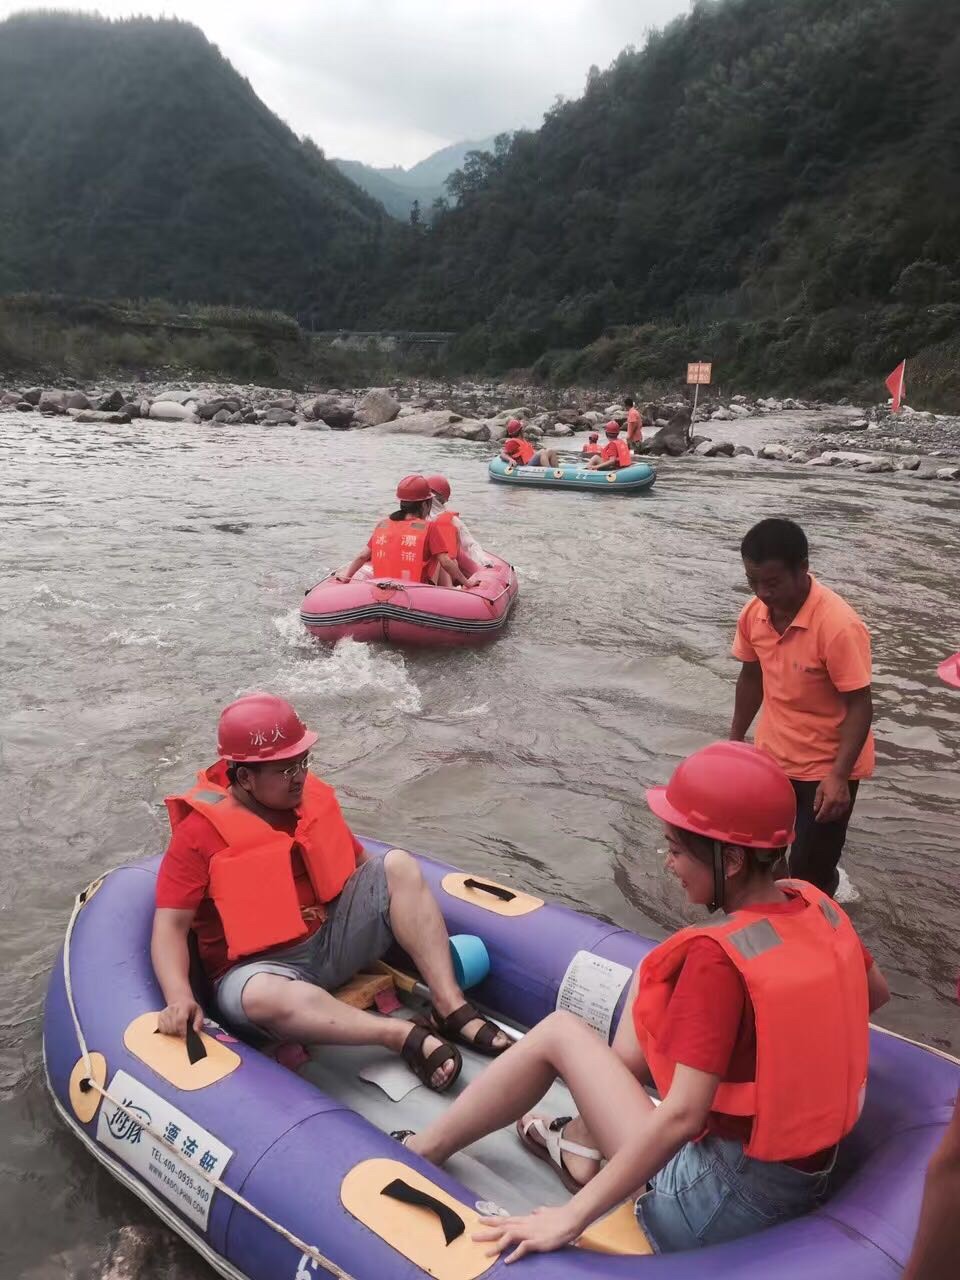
[96,1069,232,1229]
[556,952,634,1039]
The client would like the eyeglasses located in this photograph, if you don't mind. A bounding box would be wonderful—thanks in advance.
[276,754,311,779]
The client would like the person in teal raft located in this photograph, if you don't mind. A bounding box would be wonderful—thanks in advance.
[499,418,560,468]
[586,420,632,470]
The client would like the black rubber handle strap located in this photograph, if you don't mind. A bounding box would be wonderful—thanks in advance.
[380,1179,465,1245]
[153,1023,208,1065]
[463,877,516,903]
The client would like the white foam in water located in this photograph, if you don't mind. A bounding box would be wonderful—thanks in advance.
[272,607,316,654]
[835,866,860,904]
[274,631,422,714]
[104,628,171,649]
[31,583,103,610]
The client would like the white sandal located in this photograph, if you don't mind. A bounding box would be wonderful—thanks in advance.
[516,1113,602,1192]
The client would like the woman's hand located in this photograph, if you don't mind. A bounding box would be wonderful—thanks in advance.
[473,1204,582,1263]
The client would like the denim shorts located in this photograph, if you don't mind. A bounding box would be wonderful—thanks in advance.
[636,1134,833,1253]
[214,857,393,1038]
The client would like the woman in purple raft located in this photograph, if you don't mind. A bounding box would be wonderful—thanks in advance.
[398,741,890,1262]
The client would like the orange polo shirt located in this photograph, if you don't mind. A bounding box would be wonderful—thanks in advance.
[626,406,643,443]
[732,575,875,782]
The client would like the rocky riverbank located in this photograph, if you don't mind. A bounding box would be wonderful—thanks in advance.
[4,377,960,480]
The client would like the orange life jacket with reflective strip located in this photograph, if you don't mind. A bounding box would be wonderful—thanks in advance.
[633,880,869,1161]
[370,517,431,582]
[433,509,460,558]
[602,438,631,467]
[165,767,357,963]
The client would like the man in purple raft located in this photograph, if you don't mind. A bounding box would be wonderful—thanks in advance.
[152,693,509,1090]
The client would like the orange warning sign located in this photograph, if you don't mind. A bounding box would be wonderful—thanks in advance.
[687,362,712,385]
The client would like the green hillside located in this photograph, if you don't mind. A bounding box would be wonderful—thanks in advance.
[0,11,386,312]
[368,0,960,390]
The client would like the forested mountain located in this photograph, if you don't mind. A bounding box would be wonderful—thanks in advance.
[369,0,960,383]
[0,12,385,311]
[333,137,498,221]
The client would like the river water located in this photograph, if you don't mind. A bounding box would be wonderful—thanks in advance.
[1,409,958,1276]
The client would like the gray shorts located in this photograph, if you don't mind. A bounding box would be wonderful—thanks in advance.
[215,856,393,1038]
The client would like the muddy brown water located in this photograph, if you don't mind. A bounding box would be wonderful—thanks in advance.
[1,409,958,1276]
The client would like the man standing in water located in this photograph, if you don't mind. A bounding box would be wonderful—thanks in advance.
[624,397,643,453]
[729,519,874,896]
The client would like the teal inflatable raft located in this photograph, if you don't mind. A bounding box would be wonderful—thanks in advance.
[488,456,656,493]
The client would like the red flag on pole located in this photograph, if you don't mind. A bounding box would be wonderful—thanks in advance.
[885,359,906,413]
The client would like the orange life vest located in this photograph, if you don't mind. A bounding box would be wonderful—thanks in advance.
[633,880,869,1161]
[602,438,631,468]
[370,517,431,582]
[165,767,357,963]
[432,509,460,558]
[581,443,602,457]
[509,438,535,465]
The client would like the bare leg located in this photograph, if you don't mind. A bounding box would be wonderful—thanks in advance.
[407,1009,654,1165]
[242,972,456,1088]
[383,849,509,1050]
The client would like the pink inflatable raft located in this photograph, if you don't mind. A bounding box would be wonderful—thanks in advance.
[301,553,519,646]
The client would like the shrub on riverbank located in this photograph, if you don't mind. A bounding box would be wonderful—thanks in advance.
[0,294,393,388]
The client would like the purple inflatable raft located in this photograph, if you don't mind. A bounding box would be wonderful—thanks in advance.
[44,844,957,1279]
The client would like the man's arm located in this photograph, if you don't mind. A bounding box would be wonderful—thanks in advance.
[903,1097,960,1280]
[151,908,204,1036]
[814,686,872,823]
[730,660,763,740]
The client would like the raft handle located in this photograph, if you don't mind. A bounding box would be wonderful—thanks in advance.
[152,1022,208,1066]
[463,878,516,903]
[380,1178,465,1245]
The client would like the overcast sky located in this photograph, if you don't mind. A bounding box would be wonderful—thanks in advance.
[1,0,691,167]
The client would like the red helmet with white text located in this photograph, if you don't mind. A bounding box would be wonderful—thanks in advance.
[217,693,318,763]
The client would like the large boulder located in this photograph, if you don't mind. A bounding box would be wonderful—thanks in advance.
[148,401,196,422]
[757,397,784,411]
[758,443,791,461]
[263,407,297,425]
[2,389,22,406]
[267,397,296,411]
[74,409,132,424]
[64,390,91,410]
[198,398,242,420]
[22,387,42,405]
[372,410,476,438]
[462,422,491,442]
[355,388,401,427]
[936,465,960,481]
[97,390,126,412]
[38,390,67,413]
[728,403,752,418]
[549,422,574,437]
[644,411,692,457]
[703,440,735,457]
[710,407,736,422]
[311,396,355,429]
[733,445,755,457]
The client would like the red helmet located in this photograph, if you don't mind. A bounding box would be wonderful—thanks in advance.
[426,474,451,503]
[605,420,622,436]
[506,418,523,436]
[217,693,318,763]
[396,474,432,502]
[938,651,960,688]
[503,439,522,456]
[647,741,796,847]
[588,432,599,442]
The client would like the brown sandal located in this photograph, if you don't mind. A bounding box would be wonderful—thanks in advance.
[401,1018,462,1092]
[430,1002,510,1057]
